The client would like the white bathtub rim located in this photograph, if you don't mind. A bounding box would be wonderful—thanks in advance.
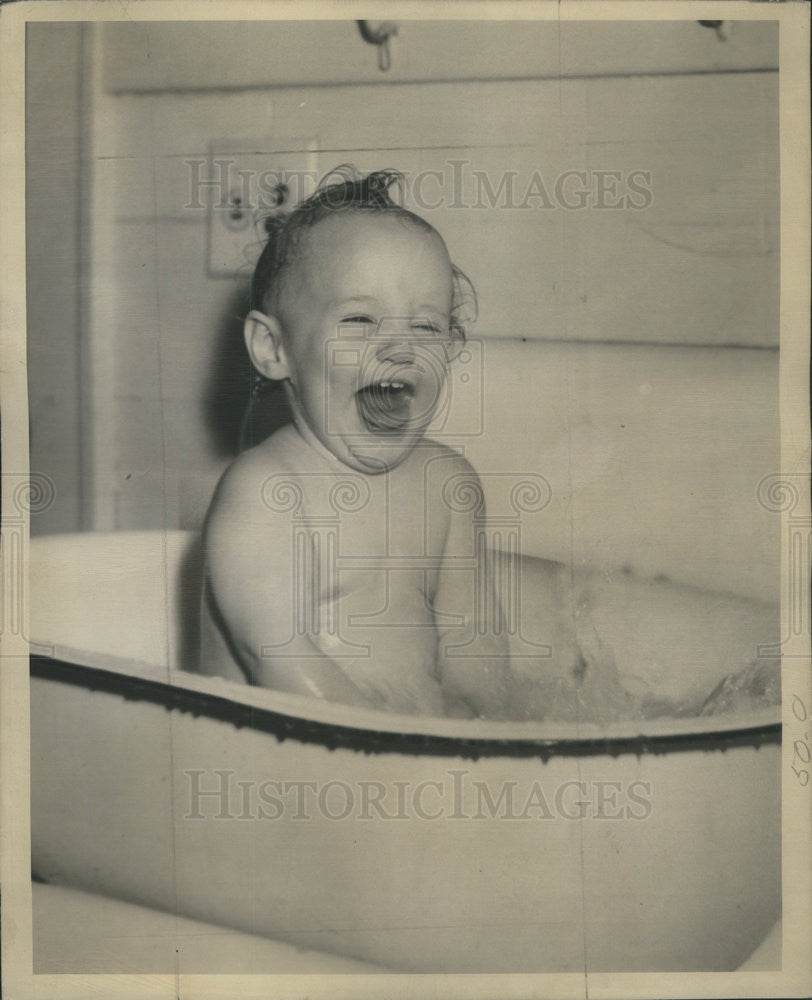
[31,641,782,749]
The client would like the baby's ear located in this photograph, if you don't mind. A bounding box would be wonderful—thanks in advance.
[244,310,289,381]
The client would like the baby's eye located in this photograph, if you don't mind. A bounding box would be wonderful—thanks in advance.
[411,321,444,336]
[341,315,376,326]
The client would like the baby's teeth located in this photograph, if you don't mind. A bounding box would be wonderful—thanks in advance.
[366,379,407,391]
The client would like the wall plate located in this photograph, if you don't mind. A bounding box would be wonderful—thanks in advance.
[207,137,318,276]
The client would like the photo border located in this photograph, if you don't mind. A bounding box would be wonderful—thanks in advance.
[2,2,809,998]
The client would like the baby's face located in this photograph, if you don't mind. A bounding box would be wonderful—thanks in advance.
[275,212,455,473]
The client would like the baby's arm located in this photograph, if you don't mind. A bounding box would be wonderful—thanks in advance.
[203,454,382,709]
[429,453,513,718]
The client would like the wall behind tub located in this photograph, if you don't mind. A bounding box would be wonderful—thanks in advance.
[26,22,779,604]
[26,23,84,534]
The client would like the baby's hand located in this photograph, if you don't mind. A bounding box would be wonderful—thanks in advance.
[443,695,477,719]
[439,655,515,720]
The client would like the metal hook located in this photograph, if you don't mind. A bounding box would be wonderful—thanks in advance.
[357,20,398,72]
[378,37,391,72]
[698,20,729,42]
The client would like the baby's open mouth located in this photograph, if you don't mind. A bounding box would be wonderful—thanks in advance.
[356,378,416,433]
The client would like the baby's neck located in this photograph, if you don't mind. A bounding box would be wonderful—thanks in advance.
[284,419,340,470]
[279,386,343,471]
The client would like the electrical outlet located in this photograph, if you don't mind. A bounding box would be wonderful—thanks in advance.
[207,138,319,276]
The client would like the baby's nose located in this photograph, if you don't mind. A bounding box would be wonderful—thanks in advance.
[373,320,417,363]
[374,339,415,365]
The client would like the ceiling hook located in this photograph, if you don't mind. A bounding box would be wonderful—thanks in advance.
[698,20,729,42]
[357,20,398,71]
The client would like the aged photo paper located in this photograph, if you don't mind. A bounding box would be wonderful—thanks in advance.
[1,2,810,998]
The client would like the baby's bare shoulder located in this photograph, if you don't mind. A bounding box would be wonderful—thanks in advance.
[202,433,306,648]
[416,439,482,491]
[208,447,274,517]
[204,432,298,545]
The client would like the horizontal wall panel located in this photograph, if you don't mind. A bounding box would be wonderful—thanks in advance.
[102,20,778,93]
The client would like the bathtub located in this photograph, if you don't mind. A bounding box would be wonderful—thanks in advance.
[29,530,781,973]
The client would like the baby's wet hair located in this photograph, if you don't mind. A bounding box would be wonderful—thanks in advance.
[250,165,477,343]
